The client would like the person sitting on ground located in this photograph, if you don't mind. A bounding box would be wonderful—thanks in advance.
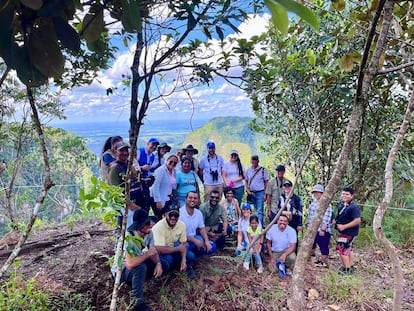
[176,157,200,207]
[151,142,171,171]
[198,141,225,202]
[266,214,297,276]
[220,187,241,235]
[236,202,253,256]
[179,191,213,260]
[333,186,361,275]
[222,150,245,205]
[199,189,228,249]
[100,135,123,183]
[150,154,179,221]
[151,205,195,276]
[183,144,199,172]
[306,184,334,268]
[111,209,162,311]
[243,214,264,274]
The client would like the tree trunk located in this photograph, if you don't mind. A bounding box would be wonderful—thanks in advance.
[289,0,395,309]
[0,87,54,278]
[373,89,414,311]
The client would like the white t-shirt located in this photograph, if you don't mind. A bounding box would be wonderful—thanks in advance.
[199,154,224,185]
[179,206,205,238]
[266,224,297,252]
[238,217,250,242]
[223,161,245,188]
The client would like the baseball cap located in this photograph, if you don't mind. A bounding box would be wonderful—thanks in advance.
[165,204,180,215]
[312,184,324,193]
[148,138,159,145]
[115,142,130,150]
[206,141,215,148]
[275,165,285,171]
[241,202,251,210]
[283,180,293,187]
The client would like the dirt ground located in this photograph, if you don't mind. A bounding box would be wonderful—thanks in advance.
[0,219,413,311]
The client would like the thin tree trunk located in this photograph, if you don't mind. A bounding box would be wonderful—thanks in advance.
[373,89,414,311]
[289,0,395,309]
[0,87,54,278]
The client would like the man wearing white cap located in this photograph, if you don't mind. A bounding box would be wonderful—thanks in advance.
[306,184,334,268]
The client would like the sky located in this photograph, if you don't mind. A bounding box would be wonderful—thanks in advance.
[57,13,270,124]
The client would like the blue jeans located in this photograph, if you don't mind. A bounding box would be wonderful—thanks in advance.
[250,190,265,227]
[187,235,206,258]
[160,243,194,272]
[244,246,263,266]
[120,261,151,304]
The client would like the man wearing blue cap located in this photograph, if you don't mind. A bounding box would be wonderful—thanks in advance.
[199,141,225,202]
[137,138,159,179]
[112,209,162,311]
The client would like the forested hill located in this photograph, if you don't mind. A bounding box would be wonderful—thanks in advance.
[183,116,267,163]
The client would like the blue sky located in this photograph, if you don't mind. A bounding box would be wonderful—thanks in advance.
[57,14,270,124]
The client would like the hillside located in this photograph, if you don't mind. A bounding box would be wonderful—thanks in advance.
[184,117,267,164]
[1,219,413,310]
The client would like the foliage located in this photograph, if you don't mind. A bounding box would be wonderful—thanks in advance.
[78,176,125,227]
[0,260,49,311]
[0,0,116,88]
[0,122,97,233]
[240,1,414,202]
[382,211,414,248]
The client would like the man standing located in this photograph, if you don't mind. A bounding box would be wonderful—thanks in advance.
[265,165,288,223]
[266,214,297,276]
[137,138,159,179]
[334,187,361,274]
[199,190,228,249]
[179,191,213,258]
[245,155,269,228]
[152,205,195,276]
[112,209,162,311]
[306,184,334,268]
[198,141,224,202]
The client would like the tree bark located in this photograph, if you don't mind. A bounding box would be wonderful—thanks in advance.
[373,89,414,311]
[0,87,54,278]
[289,0,394,309]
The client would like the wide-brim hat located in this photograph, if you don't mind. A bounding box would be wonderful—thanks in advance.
[158,142,171,152]
[184,144,198,155]
[128,209,151,231]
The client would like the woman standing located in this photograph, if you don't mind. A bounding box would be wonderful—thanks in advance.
[222,150,245,205]
[100,135,123,183]
[220,187,241,235]
[150,154,179,221]
[176,157,200,207]
[151,142,171,171]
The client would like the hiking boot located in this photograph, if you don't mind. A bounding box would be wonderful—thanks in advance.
[135,302,152,311]
[257,265,263,274]
[243,262,250,270]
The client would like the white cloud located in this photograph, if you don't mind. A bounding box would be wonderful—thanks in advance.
[60,14,269,123]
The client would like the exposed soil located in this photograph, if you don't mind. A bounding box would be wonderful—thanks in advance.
[1,219,413,311]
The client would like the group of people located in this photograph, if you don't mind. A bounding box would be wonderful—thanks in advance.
[101,137,361,311]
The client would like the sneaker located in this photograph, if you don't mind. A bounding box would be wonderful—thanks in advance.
[338,266,354,275]
[276,259,286,277]
[315,261,328,268]
[187,266,196,277]
[286,268,293,276]
[243,262,250,270]
[257,266,263,274]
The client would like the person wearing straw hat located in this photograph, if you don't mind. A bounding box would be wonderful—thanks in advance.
[183,144,199,172]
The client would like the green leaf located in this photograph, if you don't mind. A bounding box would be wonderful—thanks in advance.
[265,0,319,32]
[265,0,288,35]
[52,17,81,52]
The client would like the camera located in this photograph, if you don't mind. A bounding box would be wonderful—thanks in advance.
[210,170,219,181]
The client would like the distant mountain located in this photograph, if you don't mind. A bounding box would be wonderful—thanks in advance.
[183,116,267,164]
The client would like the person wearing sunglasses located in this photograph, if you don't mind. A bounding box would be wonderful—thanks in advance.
[152,205,196,277]
[199,190,228,249]
[150,154,179,221]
